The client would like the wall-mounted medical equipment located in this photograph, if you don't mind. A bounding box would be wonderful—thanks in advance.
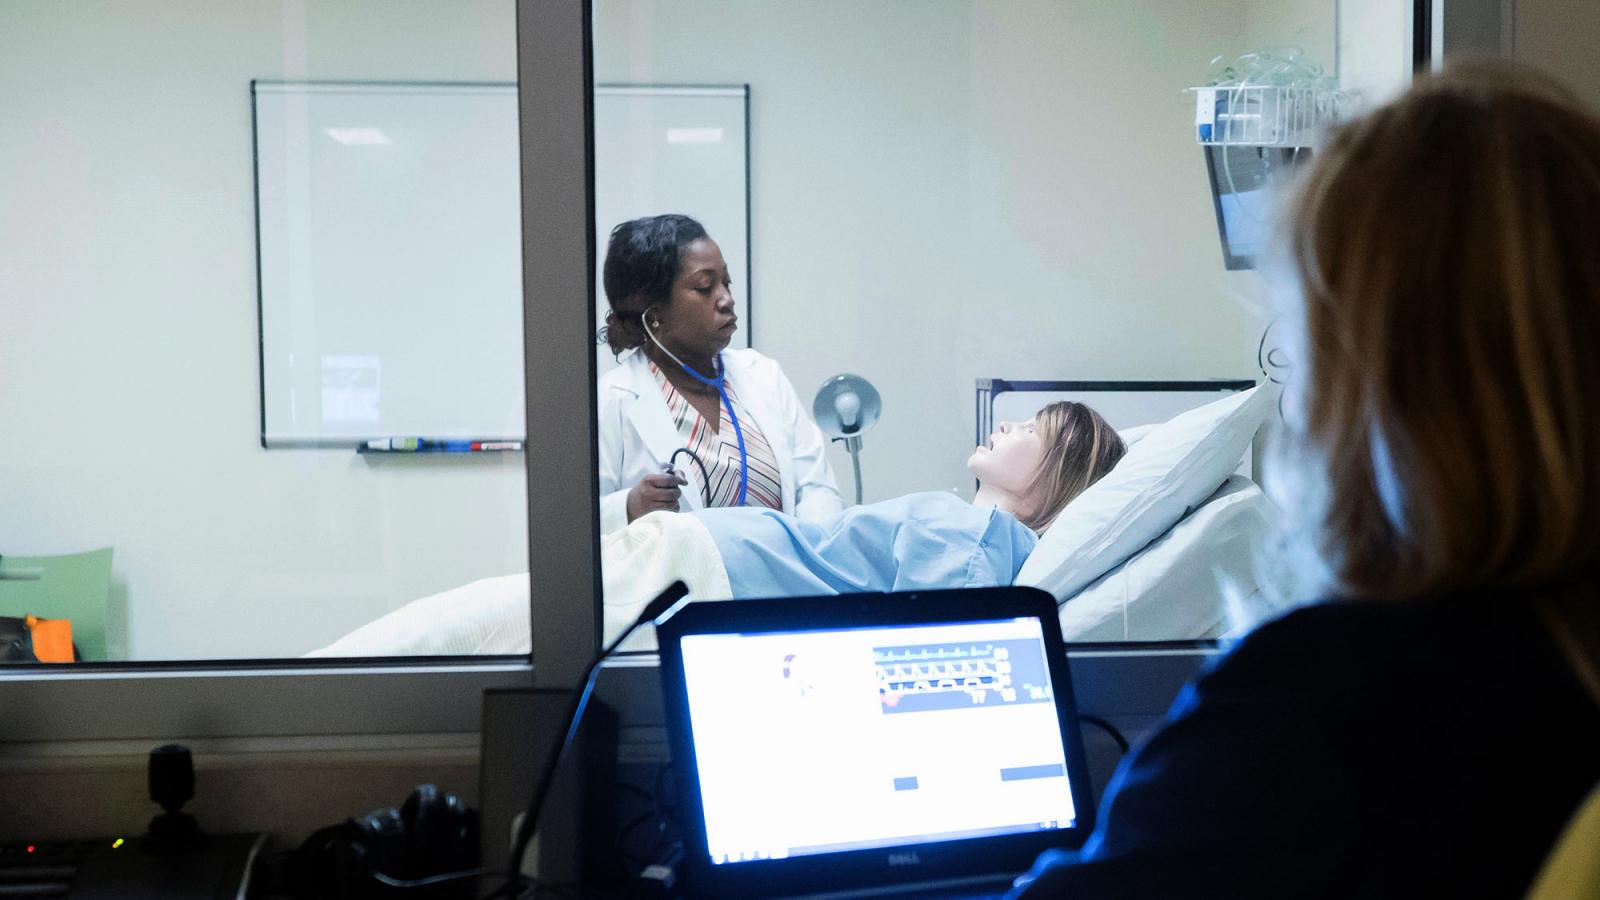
[1189,49,1346,270]
[813,374,881,505]
[1201,145,1309,270]
[1193,84,1344,147]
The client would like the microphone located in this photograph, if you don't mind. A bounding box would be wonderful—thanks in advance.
[502,581,691,893]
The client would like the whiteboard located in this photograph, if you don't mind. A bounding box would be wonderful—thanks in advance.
[253,82,750,446]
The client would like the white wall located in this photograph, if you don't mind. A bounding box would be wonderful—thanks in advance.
[0,0,526,659]
[1338,0,1416,107]
[1244,0,1338,73]
[3,0,1335,659]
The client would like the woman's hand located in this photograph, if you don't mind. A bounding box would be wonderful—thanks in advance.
[627,471,688,522]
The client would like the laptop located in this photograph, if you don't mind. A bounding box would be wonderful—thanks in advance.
[655,587,1096,899]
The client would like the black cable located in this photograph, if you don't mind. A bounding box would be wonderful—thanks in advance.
[615,773,672,873]
[646,761,682,867]
[510,881,586,900]
[371,867,496,889]
[668,448,712,505]
[274,823,350,898]
[616,782,654,805]
[370,870,559,896]
[617,810,664,872]
[1078,714,1130,754]
[500,582,692,897]
[652,761,676,823]
[1257,318,1290,386]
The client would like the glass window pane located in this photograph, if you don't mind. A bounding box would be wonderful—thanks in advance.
[0,2,529,662]
[591,0,1350,646]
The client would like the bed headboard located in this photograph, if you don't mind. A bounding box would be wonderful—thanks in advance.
[975,379,1259,476]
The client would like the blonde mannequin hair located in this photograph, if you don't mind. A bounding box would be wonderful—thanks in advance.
[1017,401,1126,534]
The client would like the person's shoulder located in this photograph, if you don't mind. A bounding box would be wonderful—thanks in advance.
[1220,600,1426,666]
[724,347,776,372]
[1202,595,1543,698]
[598,350,646,392]
[726,349,805,397]
[1158,601,1409,724]
[1242,594,1535,652]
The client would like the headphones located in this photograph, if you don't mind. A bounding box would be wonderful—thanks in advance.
[286,783,479,899]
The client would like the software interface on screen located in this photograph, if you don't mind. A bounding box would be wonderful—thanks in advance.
[679,617,1077,865]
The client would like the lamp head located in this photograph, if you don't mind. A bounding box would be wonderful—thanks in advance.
[813,374,881,438]
[834,391,862,429]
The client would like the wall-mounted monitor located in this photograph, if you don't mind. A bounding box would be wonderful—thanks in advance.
[1203,145,1310,271]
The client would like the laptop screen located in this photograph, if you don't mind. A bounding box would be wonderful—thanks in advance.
[678,616,1079,866]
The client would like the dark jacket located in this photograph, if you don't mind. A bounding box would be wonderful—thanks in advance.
[1013,596,1600,899]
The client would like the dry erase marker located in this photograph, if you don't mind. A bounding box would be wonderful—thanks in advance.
[361,438,523,452]
[361,438,470,452]
[363,438,422,451]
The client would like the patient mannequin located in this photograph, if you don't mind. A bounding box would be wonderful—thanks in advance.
[674,400,1127,603]
[969,400,1127,534]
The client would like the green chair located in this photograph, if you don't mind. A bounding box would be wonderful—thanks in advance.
[0,547,114,662]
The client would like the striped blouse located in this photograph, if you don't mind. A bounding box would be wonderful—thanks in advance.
[650,360,783,511]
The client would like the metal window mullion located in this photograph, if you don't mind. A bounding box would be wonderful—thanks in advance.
[518,0,601,686]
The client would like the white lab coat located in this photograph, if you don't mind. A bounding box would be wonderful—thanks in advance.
[597,348,846,534]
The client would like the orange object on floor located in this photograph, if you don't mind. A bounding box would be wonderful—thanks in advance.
[24,615,74,663]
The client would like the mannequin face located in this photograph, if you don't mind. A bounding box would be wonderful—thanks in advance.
[967,417,1046,492]
[650,237,736,362]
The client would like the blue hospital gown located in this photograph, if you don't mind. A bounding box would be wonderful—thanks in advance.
[694,491,1038,598]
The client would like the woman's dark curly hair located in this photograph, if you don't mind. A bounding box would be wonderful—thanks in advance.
[600,214,709,355]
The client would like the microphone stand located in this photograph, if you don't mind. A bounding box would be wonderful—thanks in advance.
[497,581,691,897]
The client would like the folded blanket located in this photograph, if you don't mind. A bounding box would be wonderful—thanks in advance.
[305,510,729,657]
[602,510,731,650]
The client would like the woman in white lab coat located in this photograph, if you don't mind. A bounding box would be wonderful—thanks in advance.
[596,214,845,534]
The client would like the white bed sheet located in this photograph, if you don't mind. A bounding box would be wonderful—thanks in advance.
[1058,475,1285,642]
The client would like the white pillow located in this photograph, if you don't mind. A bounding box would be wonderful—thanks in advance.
[1118,423,1156,446]
[1017,384,1275,601]
[1058,476,1273,641]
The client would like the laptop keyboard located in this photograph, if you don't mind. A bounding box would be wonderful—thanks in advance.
[0,840,107,898]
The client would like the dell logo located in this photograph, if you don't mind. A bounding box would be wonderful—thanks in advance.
[887,852,921,867]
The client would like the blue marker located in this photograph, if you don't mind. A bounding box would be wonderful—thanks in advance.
[361,438,523,453]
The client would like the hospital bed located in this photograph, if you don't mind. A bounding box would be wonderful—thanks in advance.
[306,384,1283,657]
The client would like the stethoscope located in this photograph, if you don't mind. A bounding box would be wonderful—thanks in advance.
[643,313,749,507]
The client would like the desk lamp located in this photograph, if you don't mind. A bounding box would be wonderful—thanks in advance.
[812,374,881,505]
